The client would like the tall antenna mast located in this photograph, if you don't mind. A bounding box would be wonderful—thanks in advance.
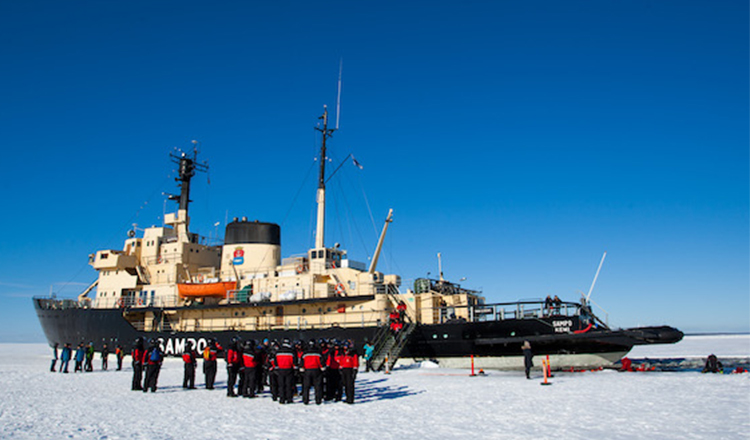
[586,251,607,302]
[313,68,343,251]
[314,106,336,249]
[335,59,343,130]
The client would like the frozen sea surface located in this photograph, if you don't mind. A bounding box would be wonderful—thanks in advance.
[0,335,748,440]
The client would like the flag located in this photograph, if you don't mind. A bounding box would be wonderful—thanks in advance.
[352,155,363,170]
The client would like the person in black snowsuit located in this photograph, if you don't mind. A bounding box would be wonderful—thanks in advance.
[143,339,163,392]
[522,341,533,379]
[131,338,146,390]
[50,343,59,372]
[101,344,109,370]
[241,340,258,398]
[182,342,198,389]
[255,341,268,394]
[203,339,221,390]
[84,342,94,372]
[702,354,723,373]
[115,345,124,371]
[225,337,242,397]
[267,341,279,401]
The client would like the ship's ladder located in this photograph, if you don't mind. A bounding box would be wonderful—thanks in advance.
[370,286,417,372]
[370,321,416,372]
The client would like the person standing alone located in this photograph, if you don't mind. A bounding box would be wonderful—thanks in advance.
[115,345,124,371]
[522,341,533,379]
[362,340,374,373]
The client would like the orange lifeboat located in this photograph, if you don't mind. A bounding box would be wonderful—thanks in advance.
[177,281,236,299]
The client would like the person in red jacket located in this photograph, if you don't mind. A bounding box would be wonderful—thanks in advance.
[326,341,343,401]
[241,340,259,398]
[339,341,359,404]
[397,300,407,320]
[131,338,145,391]
[389,309,403,334]
[274,339,297,404]
[182,342,198,389]
[301,340,324,405]
[225,337,241,397]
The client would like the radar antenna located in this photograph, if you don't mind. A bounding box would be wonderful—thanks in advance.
[167,141,209,218]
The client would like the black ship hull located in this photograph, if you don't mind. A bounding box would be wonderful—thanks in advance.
[34,298,682,369]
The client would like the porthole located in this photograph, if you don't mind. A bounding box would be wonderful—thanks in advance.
[432,334,437,339]
[443,334,448,339]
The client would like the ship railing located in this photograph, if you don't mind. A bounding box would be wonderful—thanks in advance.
[34,298,84,310]
[429,300,584,323]
[114,296,180,309]
[166,316,386,333]
[412,277,482,296]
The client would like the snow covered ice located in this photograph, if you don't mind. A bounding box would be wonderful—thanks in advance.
[0,335,748,440]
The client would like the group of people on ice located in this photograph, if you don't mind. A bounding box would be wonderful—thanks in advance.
[127,336,366,404]
[50,342,124,373]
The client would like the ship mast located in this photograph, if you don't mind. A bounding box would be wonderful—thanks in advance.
[168,142,208,241]
[314,106,335,250]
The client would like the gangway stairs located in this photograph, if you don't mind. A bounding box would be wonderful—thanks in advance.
[370,322,416,372]
[370,285,418,371]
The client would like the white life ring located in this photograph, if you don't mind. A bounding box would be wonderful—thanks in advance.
[335,283,345,296]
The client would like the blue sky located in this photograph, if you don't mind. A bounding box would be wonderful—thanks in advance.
[0,0,747,342]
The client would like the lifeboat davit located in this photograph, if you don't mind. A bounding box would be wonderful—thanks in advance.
[177,281,236,299]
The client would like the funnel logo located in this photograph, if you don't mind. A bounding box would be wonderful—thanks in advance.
[233,247,244,265]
